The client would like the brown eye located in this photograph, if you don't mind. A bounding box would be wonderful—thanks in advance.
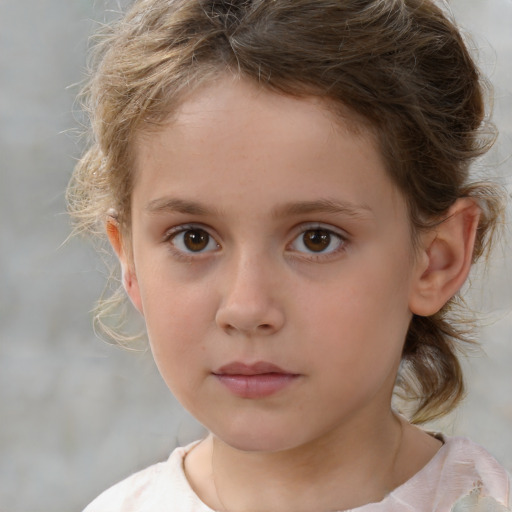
[302,229,332,252]
[170,227,218,254]
[290,226,345,256]
[183,229,209,251]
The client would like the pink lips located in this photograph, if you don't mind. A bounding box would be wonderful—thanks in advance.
[213,362,299,399]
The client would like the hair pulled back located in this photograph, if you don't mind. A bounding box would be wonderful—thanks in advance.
[68,0,503,423]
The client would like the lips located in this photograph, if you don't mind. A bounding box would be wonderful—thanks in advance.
[213,361,300,399]
[215,361,290,376]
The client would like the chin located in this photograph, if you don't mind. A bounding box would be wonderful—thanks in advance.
[211,419,305,454]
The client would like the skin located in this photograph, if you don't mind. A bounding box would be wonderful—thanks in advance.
[108,75,480,512]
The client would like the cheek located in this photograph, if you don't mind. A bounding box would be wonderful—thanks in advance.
[297,260,411,362]
[139,277,212,355]
[142,288,210,401]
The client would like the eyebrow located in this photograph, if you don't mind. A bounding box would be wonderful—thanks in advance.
[145,197,219,216]
[271,198,373,219]
[145,197,372,219]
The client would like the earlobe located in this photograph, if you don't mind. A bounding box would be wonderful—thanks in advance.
[409,198,481,317]
[105,215,144,315]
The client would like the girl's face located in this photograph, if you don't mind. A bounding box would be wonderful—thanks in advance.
[124,77,424,452]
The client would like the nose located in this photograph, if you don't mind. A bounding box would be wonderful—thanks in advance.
[215,254,285,337]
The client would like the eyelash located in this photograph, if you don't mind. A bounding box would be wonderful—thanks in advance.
[162,223,349,261]
[163,224,220,261]
[287,223,348,261]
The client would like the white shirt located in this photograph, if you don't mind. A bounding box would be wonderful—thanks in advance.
[83,436,511,512]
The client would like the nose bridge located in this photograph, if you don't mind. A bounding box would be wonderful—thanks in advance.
[216,246,284,335]
[232,247,268,291]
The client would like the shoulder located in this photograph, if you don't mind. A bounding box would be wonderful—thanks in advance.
[82,461,166,512]
[445,437,510,479]
[386,436,511,511]
[442,437,512,509]
[82,441,211,512]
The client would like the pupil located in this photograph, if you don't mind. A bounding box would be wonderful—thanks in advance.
[184,230,209,251]
[304,230,330,252]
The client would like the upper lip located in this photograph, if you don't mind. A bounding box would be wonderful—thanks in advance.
[213,361,294,375]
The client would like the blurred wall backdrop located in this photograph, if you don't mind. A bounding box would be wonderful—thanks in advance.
[0,1,511,511]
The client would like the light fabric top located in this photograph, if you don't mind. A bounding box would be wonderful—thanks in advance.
[83,436,511,512]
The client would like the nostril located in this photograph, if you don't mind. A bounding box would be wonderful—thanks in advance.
[216,304,285,336]
[224,324,237,335]
[222,322,275,335]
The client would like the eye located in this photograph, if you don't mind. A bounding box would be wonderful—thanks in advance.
[168,227,219,254]
[290,227,345,255]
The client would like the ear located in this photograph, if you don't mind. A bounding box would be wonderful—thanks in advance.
[409,198,481,317]
[105,215,144,314]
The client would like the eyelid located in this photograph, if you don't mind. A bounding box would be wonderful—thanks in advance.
[287,222,349,258]
[290,222,349,240]
[162,223,214,240]
[162,223,220,257]
[161,222,348,261]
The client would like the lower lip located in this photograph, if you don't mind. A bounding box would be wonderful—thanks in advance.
[214,373,299,398]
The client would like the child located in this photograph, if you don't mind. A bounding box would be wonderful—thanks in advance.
[69,0,511,510]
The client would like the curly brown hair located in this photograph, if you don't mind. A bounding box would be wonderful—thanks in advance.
[68,0,504,423]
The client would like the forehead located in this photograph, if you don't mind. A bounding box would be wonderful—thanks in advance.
[132,76,405,222]
[136,75,375,157]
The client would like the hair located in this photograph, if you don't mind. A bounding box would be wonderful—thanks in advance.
[68,0,504,424]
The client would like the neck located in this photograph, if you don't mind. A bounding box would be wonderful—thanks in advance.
[187,410,412,512]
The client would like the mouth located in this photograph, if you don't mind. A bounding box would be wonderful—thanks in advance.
[212,361,300,399]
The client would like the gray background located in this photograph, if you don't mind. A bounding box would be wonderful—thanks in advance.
[0,1,511,511]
